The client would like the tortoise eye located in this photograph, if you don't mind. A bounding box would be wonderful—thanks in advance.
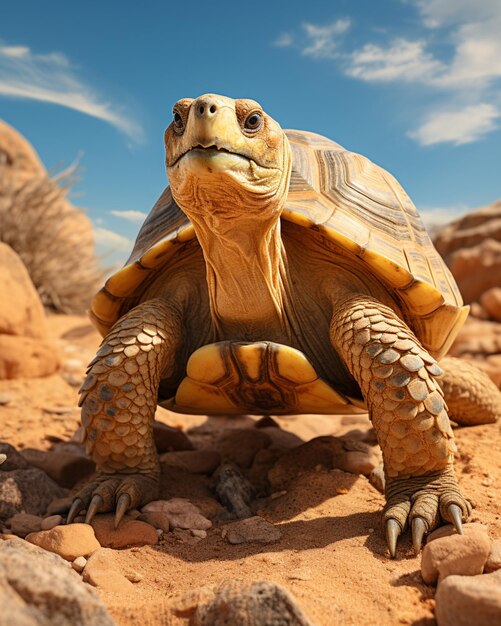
[173,110,184,132]
[244,112,263,132]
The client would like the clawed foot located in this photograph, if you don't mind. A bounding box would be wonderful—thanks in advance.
[65,472,159,528]
[383,467,471,558]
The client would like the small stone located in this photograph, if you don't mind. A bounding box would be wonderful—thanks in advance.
[159,449,221,474]
[225,516,282,545]
[218,429,271,468]
[153,421,193,452]
[72,556,87,573]
[142,498,212,531]
[0,442,30,471]
[20,448,95,488]
[0,467,66,519]
[191,529,207,539]
[215,463,254,519]
[340,440,381,476]
[7,512,42,537]
[138,511,170,533]
[421,527,492,584]
[26,524,101,561]
[91,515,158,548]
[41,514,63,530]
[435,570,501,626]
[83,547,134,593]
[46,496,73,515]
[427,523,489,543]
[485,538,501,573]
[125,571,142,583]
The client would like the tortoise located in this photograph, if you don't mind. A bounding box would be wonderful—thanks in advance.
[71,94,501,557]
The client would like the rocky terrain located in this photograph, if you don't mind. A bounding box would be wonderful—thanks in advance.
[0,124,500,625]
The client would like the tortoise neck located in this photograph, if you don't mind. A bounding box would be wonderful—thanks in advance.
[191,213,290,338]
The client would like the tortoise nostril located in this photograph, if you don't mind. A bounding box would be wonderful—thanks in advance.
[210,104,217,114]
[199,105,205,115]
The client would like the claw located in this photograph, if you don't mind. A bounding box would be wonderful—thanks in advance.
[411,517,427,555]
[386,519,401,558]
[66,498,84,524]
[85,494,103,525]
[115,493,130,529]
[448,503,463,535]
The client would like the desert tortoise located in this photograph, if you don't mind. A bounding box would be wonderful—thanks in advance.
[71,94,501,556]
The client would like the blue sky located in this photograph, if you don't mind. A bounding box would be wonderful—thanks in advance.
[1,0,500,265]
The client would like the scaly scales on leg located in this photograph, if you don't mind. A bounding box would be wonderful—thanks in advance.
[67,299,182,528]
[330,295,471,557]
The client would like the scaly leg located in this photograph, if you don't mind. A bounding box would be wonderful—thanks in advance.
[67,298,182,527]
[438,355,501,425]
[330,295,471,557]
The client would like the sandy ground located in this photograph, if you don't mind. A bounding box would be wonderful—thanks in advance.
[1,313,500,626]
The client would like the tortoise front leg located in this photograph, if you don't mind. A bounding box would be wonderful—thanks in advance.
[330,295,471,557]
[67,298,182,527]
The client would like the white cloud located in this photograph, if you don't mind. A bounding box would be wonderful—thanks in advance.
[273,33,293,48]
[347,38,443,82]
[301,19,351,59]
[409,103,500,146]
[93,226,132,251]
[110,209,147,222]
[0,43,143,142]
[419,204,471,230]
[414,0,500,28]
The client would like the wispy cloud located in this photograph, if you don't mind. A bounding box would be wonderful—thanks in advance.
[409,103,500,146]
[110,209,147,222]
[273,33,294,48]
[0,43,143,142]
[273,1,501,146]
[94,226,132,251]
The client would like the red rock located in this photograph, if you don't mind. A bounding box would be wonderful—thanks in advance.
[485,538,501,573]
[421,528,491,584]
[480,287,501,322]
[26,523,100,561]
[218,429,271,468]
[8,513,42,537]
[142,498,212,531]
[159,449,221,474]
[225,516,282,545]
[21,448,95,488]
[138,511,170,533]
[91,515,158,548]
[82,548,134,593]
[153,421,193,452]
[41,515,63,530]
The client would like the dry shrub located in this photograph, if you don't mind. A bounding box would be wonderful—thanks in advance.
[0,165,104,314]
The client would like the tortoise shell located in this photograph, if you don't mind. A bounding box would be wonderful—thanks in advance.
[90,130,468,360]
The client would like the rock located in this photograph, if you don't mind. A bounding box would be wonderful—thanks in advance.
[7,513,42,537]
[480,287,501,322]
[218,429,271,468]
[339,439,381,475]
[435,569,501,626]
[26,524,100,561]
[41,514,63,530]
[421,526,491,584]
[268,436,363,489]
[0,454,5,465]
[215,463,254,519]
[0,334,59,379]
[485,538,501,573]
[191,529,207,539]
[82,547,134,593]
[142,499,212,531]
[369,465,385,493]
[20,448,95,488]
[427,522,489,543]
[46,496,73,515]
[159,449,221,474]
[172,579,316,626]
[72,556,87,573]
[0,467,66,519]
[138,511,170,533]
[259,427,303,450]
[0,442,30,471]
[0,537,114,625]
[153,421,193,452]
[225,516,282,545]
[91,515,158,548]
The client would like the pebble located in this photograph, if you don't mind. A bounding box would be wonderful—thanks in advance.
[153,421,193,452]
[8,513,42,537]
[26,524,101,561]
[20,448,95,488]
[218,429,271,468]
[421,526,491,584]
[138,511,170,533]
[142,498,212,531]
[0,454,6,465]
[485,538,501,573]
[72,556,87,573]
[435,570,501,626]
[225,516,282,545]
[91,515,158,548]
[41,515,63,530]
[83,548,134,593]
[191,529,207,539]
[159,449,221,474]
[125,571,142,583]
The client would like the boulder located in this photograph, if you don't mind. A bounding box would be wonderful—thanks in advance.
[480,287,501,323]
[0,538,115,625]
[26,524,100,561]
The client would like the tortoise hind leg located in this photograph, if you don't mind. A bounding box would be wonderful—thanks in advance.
[330,295,471,557]
[67,298,182,527]
[438,356,501,425]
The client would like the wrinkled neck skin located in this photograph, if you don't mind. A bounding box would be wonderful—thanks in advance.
[174,173,291,340]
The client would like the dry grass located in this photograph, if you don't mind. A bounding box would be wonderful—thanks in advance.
[0,165,104,314]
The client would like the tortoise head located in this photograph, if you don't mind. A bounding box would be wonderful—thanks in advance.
[164,94,291,221]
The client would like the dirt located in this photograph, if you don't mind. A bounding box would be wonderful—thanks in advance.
[1,313,500,626]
